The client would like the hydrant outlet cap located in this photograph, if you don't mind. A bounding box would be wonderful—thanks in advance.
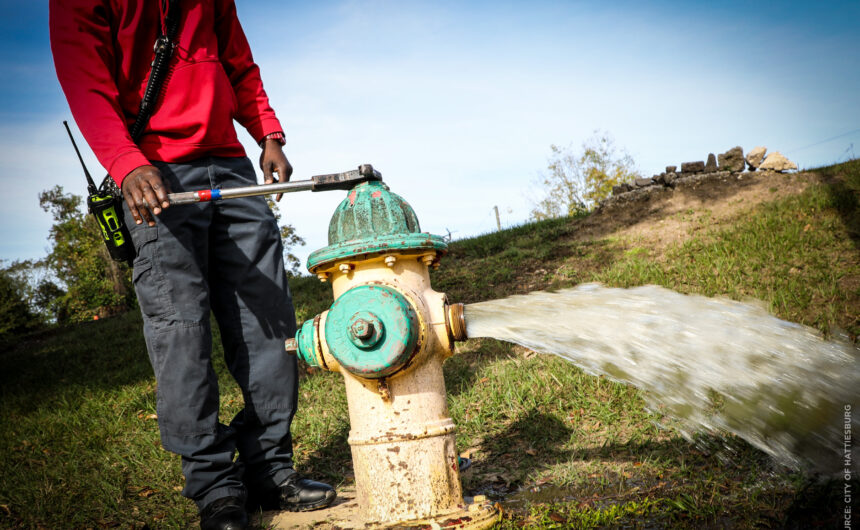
[295,318,320,367]
[325,284,419,378]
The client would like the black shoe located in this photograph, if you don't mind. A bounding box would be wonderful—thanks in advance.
[199,496,248,530]
[274,475,336,512]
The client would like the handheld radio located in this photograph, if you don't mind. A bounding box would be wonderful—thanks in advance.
[63,121,135,265]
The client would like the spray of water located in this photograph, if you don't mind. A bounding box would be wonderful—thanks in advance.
[465,283,859,474]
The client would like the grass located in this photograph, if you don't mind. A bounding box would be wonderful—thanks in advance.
[592,183,858,335]
[1,160,858,528]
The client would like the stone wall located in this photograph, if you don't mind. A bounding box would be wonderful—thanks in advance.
[610,146,797,197]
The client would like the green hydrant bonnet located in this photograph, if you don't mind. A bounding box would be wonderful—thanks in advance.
[307,181,447,272]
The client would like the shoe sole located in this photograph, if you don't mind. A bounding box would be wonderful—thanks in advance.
[282,492,336,512]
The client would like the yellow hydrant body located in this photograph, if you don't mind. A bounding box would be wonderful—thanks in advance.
[331,256,462,523]
[290,180,497,528]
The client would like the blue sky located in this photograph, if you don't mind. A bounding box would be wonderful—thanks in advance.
[1,0,859,269]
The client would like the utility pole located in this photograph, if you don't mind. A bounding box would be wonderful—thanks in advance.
[493,206,501,231]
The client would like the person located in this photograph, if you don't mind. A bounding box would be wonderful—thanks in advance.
[49,1,335,528]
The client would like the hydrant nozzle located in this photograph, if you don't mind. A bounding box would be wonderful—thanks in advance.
[445,302,467,342]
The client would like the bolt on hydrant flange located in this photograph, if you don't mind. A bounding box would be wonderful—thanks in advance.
[286,179,498,528]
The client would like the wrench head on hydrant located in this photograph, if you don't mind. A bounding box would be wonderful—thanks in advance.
[286,175,497,528]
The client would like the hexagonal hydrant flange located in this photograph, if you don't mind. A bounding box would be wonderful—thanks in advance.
[286,179,497,528]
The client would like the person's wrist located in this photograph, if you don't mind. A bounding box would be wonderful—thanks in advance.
[260,132,285,148]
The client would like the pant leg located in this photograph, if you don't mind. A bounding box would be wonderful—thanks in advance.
[206,157,299,492]
[125,159,246,510]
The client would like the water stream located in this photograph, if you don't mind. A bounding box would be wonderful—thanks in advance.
[465,283,858,474]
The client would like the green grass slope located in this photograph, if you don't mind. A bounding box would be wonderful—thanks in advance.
[1,161,857,528]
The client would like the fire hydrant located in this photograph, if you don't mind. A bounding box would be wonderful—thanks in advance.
[286,177,498,528]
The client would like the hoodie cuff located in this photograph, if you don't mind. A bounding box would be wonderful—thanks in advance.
[248,116,284,145]
[259,131,285,148]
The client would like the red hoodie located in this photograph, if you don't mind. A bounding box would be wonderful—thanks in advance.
[50,0,283,186]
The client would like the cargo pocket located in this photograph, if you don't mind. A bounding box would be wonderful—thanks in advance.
[131,228,176,320]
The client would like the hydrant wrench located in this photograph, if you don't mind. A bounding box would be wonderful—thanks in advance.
[151,164,381,206]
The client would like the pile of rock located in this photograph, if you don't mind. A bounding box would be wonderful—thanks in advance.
[611,146,797,196]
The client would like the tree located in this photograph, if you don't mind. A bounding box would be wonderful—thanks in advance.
[39,186,133,322]
[0,262,42,339]
[266,198,306,276]
[531,131,641,220]
[0,259,55,323]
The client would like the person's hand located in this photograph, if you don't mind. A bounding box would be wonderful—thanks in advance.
[260,139,293,201]
[121,165,170,226]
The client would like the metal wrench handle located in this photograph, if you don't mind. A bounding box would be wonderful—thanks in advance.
[154,164,382,206]
[168,180,314,205]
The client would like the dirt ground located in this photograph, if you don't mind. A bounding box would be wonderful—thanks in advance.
[588,170,815,249]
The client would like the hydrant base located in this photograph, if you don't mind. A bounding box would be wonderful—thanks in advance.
[257,487,499,529]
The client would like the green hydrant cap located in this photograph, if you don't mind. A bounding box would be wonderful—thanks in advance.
[307,181,447,272]
[295,318,319,368]
[324,284,419,378]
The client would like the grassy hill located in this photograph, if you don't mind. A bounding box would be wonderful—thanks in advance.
[1,160,857,528]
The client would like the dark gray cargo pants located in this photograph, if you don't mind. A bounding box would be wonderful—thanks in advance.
[123,156,298,509]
